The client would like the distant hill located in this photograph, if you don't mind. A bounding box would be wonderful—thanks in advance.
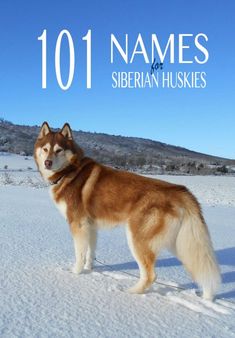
[0,119,234,175]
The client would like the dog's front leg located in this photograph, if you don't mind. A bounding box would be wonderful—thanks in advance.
[84,226,97,270]
[70,221,89,274]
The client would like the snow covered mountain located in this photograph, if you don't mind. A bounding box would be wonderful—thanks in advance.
[0,119,234,174]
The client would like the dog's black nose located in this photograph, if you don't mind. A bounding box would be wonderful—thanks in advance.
[44,160,53,169]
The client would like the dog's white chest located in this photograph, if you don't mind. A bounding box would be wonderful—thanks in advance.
[49,187,68,220]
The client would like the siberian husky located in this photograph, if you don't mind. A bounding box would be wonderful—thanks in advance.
[34,122,220,300]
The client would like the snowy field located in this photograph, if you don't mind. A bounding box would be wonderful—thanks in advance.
[0,154,235,337]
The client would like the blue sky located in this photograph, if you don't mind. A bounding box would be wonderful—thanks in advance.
[0,0,234,159]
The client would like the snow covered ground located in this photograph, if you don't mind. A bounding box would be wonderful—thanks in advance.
[0,154,235,337]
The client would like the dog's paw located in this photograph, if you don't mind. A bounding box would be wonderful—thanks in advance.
[71,264,83,274]
[127,282,145,294]
[84,262,93,271]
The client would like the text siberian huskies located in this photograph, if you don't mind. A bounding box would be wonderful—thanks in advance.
[112,71,206,89]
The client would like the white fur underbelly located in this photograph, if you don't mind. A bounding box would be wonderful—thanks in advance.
[49,187,67,220]
[94,219,125,229]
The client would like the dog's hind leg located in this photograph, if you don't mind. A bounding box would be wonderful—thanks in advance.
[126,227,156,294]
[84,226,97,270]
[70,221,89,274]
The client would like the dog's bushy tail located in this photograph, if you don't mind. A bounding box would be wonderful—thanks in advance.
[175,200,221,300]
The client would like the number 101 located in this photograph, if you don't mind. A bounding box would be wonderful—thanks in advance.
[38,29,92,90]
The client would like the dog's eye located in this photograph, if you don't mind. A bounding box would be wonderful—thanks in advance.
[55,148,63,153]
[43,148,48,152]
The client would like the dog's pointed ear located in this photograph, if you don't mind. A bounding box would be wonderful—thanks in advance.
[38,122,51,139]
[60,123,73,140]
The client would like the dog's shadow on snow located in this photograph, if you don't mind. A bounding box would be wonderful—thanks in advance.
[216,247,235,299]
[97,247,235,299]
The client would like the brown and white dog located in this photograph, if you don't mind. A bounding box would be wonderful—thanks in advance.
[34,122,221,300]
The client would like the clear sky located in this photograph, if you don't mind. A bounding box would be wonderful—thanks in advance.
[0,0,234,159]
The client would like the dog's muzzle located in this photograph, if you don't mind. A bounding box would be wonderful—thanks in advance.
[44,160,53,169]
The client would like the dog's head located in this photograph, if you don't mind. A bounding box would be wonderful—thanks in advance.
[34,122,82,180]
